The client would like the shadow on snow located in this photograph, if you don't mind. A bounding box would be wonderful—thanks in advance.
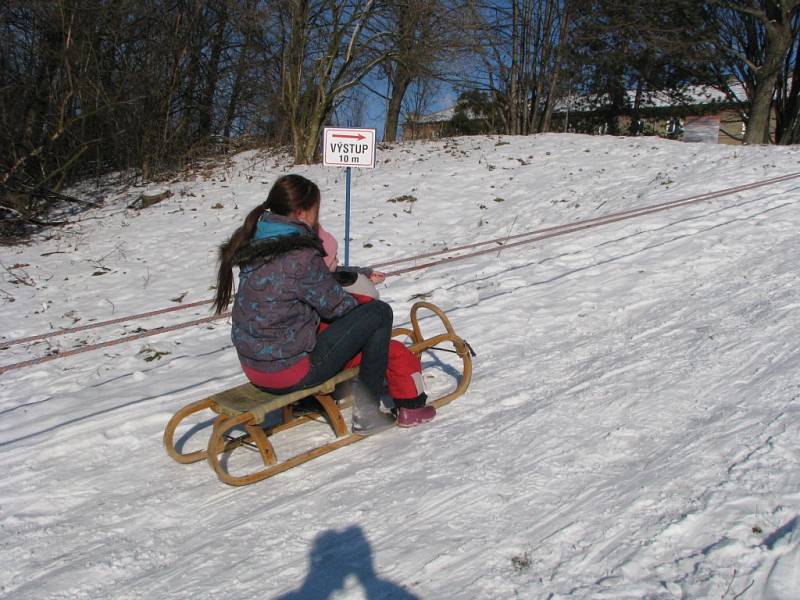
[275,525,419,599]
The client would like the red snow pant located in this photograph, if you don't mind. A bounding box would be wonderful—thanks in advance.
[341,339,424,402]
[319,296,425,403]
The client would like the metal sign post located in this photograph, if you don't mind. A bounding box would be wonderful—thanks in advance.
[344,165,352,266]
[322,127,376,267]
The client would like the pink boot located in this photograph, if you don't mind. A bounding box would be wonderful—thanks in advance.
[396,405,436,428]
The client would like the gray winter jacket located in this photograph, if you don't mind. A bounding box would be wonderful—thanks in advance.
[230,212,357,372]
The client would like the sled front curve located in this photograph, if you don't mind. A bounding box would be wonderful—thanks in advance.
[399,301,474,409]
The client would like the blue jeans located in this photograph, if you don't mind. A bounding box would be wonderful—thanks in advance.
[263,300,393,399]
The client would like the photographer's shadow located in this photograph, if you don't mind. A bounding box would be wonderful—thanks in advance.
[275,525,419,599]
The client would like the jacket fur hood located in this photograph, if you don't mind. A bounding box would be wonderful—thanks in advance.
[229,213,325,268]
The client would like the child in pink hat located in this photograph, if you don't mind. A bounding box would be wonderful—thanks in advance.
[317,224,435,427]
[318,224,385,289]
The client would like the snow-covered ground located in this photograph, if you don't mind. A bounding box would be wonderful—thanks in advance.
[2,133,800,599]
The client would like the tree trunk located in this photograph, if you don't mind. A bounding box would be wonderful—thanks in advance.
[285,0,309,162]
[744,5,795,144]
[509,0,520,135]
[778,41,800,144]
[540,0,571,133]
[383,68,412,142]
[21,25,62,153]
[199,2,229,140]
[746,53,782,143]
[223,39,249,140]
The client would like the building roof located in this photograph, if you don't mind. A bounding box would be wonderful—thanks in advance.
[405,83,749,126]
[558,83,747,112]
[411,107,457,123]
[403,106,481,125]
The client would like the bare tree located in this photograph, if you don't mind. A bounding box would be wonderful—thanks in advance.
[567,0,718,135]
[473,0,577,135]
[375,1,476,142]
[1,0,289,226]
[278,0,389,164]
[381,0,434,142]
[332,87,369,127]
[711,1,800,144]
[775,15,800,143]
[401,77,441,137]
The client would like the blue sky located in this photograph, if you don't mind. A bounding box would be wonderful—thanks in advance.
[338,75,459,141]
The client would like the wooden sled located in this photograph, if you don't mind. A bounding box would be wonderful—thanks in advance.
[163,301,474,486]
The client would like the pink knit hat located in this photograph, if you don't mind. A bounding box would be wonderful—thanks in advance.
[317,225,338,271]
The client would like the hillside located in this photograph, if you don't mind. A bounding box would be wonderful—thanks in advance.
[1,134,799,599]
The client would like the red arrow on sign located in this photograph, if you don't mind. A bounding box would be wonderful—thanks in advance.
[333,133,366,140]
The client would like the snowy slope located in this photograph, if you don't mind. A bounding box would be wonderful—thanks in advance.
[1,134,800,599]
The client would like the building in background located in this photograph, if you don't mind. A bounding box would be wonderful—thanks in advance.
[403,83,766,145]
[401,107,484,141]
[558,83,753,144]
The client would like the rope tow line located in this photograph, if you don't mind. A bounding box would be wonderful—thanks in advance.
[0,315,226,374]
[2,171,800,375]
[5,171,799,350]
[380,171,800,275]
[1,299,214,348]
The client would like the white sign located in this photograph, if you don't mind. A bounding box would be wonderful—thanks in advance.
[322,127,376,168]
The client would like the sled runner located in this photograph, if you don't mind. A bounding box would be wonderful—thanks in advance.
[163,302,474,486]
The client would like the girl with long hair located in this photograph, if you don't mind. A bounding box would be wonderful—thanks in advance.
[213,174,433,433]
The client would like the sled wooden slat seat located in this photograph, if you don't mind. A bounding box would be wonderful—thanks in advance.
[163,301,474,487]
[211,367,359,423]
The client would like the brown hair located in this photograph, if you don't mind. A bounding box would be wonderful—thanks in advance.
[212,174,321,314]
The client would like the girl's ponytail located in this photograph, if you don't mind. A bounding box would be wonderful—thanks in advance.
[212,203,266,314]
